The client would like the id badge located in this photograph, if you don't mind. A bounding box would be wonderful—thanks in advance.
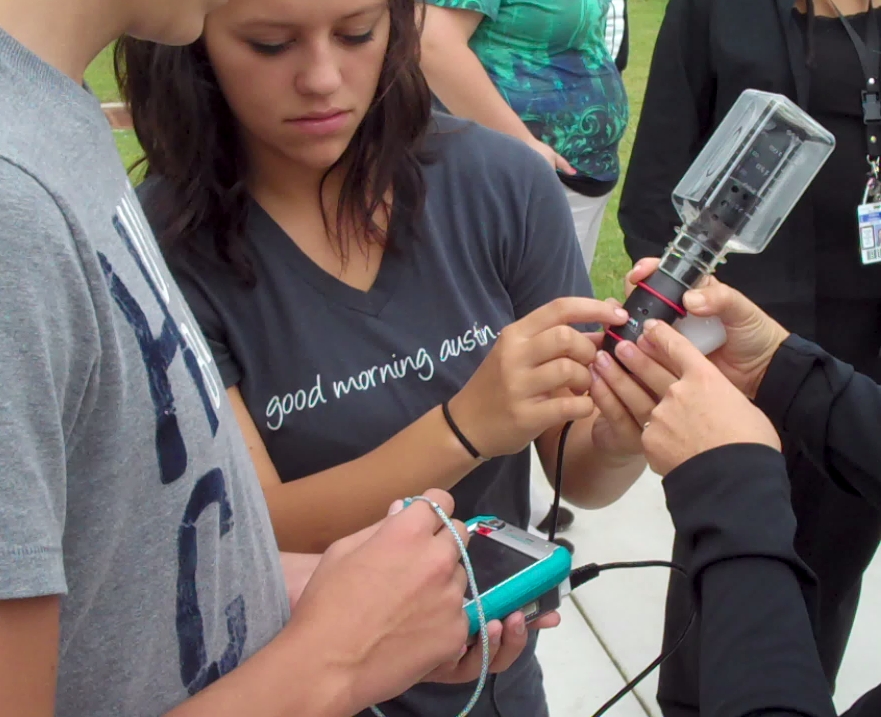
[857,201,881,265]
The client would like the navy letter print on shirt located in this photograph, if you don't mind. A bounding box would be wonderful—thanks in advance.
[107,205,219,484]
[177,469,247,694]
[99,192,245,696]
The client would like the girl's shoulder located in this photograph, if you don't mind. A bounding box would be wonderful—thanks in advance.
[422,112,557,200]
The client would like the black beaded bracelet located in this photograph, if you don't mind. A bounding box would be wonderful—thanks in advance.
[441,402,486,462]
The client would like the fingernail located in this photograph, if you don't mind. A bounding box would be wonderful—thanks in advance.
[613,307,628,321]
[459,644,469,657]
[491,631,502,647]
[596,351,612,368]
[388,500,405,516]
[515,619,526,636]
[684,292,706,310]
[643,319,659,333]
[618,342,635,359]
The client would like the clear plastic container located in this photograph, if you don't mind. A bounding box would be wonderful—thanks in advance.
[604,89,836,360]
[662,89,836,286]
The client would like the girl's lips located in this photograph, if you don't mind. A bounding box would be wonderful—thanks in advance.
[287,111,351,135]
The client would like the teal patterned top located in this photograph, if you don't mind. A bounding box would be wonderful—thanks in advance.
[427,0,629,183]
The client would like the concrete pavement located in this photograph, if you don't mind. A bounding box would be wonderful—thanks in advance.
[531,453,881,716]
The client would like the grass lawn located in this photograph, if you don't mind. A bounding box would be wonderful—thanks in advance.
[85,0,667,299]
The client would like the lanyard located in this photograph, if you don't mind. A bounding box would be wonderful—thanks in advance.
[829,0,881,165]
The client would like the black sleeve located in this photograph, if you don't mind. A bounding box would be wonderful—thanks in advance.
[663,444,837,717]
[618,0,715,263]
[754,335,881,510]
[839,687,881,716]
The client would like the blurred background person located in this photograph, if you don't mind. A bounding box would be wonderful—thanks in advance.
[420,0,629,273]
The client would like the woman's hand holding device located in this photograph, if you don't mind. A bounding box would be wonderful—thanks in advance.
[588,327,674,454]
[627,260,791,399]
[446,297,630,459]
[630,321,782,475]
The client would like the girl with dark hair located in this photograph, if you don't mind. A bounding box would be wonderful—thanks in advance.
[116,0,648,715]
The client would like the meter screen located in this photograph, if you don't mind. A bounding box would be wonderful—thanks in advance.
[464,533,539,600]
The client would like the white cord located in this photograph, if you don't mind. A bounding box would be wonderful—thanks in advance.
[370,496,491,717]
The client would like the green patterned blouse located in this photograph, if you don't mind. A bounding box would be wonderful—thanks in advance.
[427,0,629,183]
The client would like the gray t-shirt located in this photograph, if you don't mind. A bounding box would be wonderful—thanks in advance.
[151,114,594,717]
[0,30,288,717]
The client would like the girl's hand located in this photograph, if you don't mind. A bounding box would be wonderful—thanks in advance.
[447,298,629,459]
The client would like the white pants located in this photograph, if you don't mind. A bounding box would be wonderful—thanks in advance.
[564,188,612,273]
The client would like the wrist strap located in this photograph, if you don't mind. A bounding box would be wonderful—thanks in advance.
[441,402,486,461]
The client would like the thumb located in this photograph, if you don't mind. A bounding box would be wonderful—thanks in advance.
[682,282,756,328]
[625,258,662,297]
[388,499,406,516]
[639,319,709,378]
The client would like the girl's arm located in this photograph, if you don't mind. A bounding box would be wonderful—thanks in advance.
[227,294,627,553]
[534,411,646,510]
[228,385,478,552]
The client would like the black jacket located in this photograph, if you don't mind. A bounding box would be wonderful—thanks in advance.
[618,0,870,339]
[665,335,881,716]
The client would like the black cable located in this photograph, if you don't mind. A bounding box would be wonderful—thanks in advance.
[550,424,696,717]
[570,559,686,590]
[547,419,575,542]
[570,560,695,717]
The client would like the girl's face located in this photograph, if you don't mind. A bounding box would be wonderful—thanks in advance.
[203,0,391,175]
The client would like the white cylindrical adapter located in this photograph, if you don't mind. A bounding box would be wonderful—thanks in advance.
[673,313,728,356]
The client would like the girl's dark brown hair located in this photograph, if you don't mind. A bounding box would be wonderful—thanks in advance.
[114,0,432,283]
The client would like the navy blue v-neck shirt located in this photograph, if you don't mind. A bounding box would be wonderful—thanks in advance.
[144,113,595,717]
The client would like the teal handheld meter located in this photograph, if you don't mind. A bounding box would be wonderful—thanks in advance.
[463,516,572,636]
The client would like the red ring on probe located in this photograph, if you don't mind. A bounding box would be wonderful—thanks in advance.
[635,280,688,317]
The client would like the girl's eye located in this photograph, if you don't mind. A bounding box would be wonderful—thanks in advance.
[248,41,291,56]
[339,31,374,46]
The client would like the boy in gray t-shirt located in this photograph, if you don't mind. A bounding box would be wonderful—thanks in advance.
[0,0,514,714]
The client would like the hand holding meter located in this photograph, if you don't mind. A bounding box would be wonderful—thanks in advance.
[377,498,690,717]
[463,517,571,636]
[604,89,835,360]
